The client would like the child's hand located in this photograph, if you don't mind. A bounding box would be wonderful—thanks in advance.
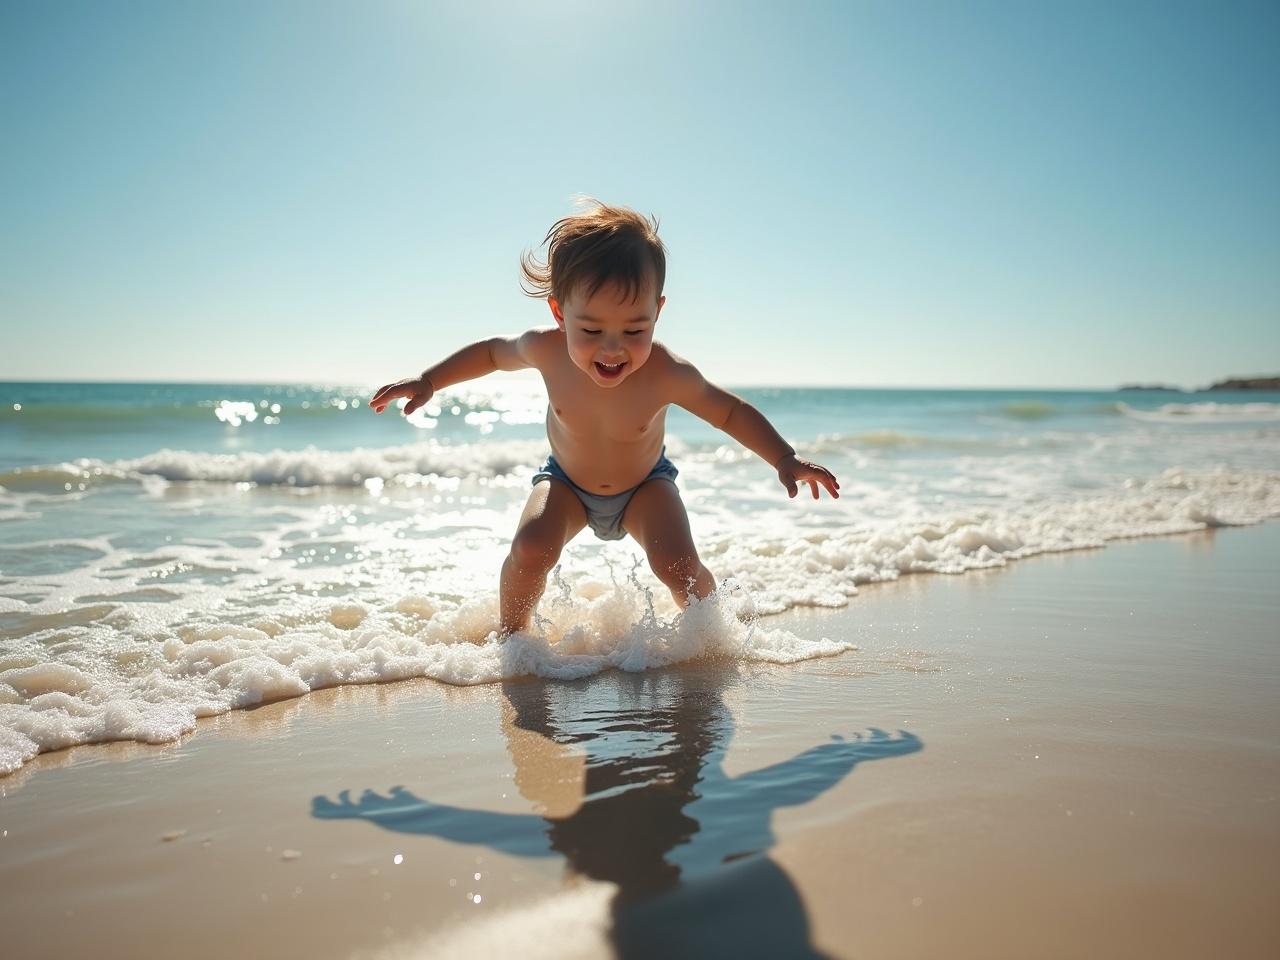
[370,376,434,415]
[776,453,840,500]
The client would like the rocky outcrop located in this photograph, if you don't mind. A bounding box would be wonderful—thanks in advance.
[1207,377,1280,391]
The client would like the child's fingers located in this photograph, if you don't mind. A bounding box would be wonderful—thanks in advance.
[814,469,839,498]
[812,467,839,497]
[370,392,398,411]
[372,381,417,407]
[796,468,840,500]
[783,476,798,498]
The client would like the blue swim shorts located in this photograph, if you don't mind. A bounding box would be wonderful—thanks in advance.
[531,448,679,541]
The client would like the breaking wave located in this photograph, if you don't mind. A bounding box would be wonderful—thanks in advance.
[0,440,550,492]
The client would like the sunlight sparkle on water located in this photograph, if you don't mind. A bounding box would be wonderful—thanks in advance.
[213,400,259,426]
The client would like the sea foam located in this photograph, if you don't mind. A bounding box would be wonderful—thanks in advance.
[0,439,549,492]
[1,447,1277,777]
[0,579,852,775]
[701,468,1280,613]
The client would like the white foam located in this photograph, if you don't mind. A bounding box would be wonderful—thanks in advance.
[0,580,851,775]
[119,439,550,486]
[700,468,1279,614]
[0,439,549,492]
[1,663,95,697]
[1,465,1276,777]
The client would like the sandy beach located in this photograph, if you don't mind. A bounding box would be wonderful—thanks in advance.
[3,521,1277,959]
[5,0,1279,955]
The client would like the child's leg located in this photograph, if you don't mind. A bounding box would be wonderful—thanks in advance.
[621,479,716,607]
[500,480,587,634]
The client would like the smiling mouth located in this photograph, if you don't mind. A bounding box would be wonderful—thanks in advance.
[594,361,627,379]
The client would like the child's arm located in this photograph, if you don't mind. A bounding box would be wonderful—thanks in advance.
[370,332,540,415]
[669,358,840,500]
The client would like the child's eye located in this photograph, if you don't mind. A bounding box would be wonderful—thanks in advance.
[582,329,601,335]
[624,331,644,337]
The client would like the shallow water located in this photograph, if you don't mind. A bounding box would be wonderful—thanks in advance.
[1,381,1277,774]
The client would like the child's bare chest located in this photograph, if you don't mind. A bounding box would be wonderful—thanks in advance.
[545,379,667,441]
[539,356,669,442]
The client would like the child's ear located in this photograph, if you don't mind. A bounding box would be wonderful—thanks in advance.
[547,297,565,330]
[655,295,666,323]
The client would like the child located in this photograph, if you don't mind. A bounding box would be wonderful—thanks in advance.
[371,201,840,635]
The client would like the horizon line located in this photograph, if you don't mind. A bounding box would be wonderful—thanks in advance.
[1,377,1272,393]
[0,377,1205,392]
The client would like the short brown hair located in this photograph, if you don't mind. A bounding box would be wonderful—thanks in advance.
[520,199,666,304]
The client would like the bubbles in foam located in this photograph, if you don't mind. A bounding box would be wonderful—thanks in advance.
[0,572,852,775]
[702,469,1279,614]
[2,663,94,697]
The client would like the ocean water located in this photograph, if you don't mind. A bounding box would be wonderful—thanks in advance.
[1,380,1278,775]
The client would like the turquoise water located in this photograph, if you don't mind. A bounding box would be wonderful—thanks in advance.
[1,380,1277,776]
[5,380,1279,468]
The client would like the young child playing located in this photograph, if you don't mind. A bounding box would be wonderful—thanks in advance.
[371,201,840,635]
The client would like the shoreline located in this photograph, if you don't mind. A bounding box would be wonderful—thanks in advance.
[2,523,1278,958]
[3,511,1276,779]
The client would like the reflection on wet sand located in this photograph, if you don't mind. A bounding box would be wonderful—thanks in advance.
[313,666,922,957]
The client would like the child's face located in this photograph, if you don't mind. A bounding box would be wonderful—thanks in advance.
[549,278,665,388]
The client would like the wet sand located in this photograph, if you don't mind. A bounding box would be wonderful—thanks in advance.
[2,524,1278,959]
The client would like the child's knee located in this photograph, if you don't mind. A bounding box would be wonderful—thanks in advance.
[510,526,562,572]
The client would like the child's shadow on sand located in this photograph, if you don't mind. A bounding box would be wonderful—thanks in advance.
[312,665,922,959]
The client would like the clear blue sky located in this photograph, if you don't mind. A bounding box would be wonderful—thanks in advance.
[2,0,1277,388]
